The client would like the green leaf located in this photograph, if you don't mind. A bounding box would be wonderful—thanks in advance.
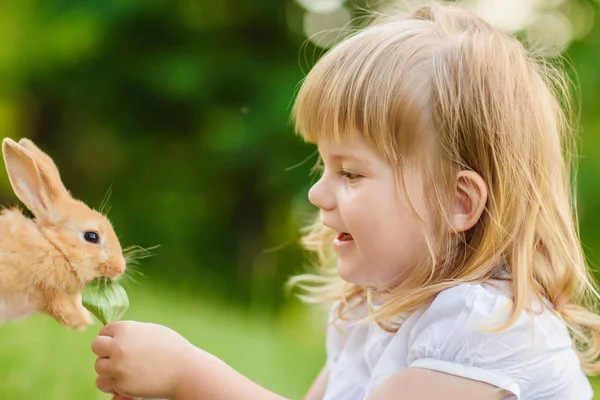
[82,277,129,325]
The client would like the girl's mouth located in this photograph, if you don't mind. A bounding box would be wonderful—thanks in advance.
[333,232,354,251]
[337,232,353,241]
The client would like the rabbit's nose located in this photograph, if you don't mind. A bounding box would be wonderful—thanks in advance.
[98,257,126,280]
[110,257,126,279]
[118,256,126,274]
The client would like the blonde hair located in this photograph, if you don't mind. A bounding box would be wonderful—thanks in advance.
[289,1,600,374]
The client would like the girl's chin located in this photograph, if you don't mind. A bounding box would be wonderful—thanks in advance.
[337,261,404,288]
[336,261,358,283]
[336,261,375,287]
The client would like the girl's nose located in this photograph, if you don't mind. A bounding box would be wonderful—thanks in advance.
[308,177,335,211]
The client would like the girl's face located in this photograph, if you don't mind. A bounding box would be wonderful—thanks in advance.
[309,136,428,288]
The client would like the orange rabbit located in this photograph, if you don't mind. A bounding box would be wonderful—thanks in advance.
[0,137,126,330]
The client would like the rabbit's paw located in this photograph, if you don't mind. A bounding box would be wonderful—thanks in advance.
[58,311,93,331]
[76,304,94,329]
[48,295,94,331]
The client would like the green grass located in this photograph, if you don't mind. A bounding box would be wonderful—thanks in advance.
[2,284,600,399]
[0,284,326,399]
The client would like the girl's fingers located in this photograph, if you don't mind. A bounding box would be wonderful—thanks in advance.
[91,335,113,357]
[112,396,141,400]
[95,375,117,394]
[99,322,118,337]
[94,357,114,377]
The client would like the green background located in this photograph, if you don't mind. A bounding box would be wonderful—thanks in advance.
[1,0,599,398]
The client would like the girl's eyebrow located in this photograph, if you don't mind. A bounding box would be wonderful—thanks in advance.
[328,152,369,164]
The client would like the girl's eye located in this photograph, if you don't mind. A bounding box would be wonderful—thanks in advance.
[339,170,362,181]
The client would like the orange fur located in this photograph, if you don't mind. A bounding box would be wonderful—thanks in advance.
[0,138,126,330]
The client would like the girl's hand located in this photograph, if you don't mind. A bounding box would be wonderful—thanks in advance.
[91,321,203,399]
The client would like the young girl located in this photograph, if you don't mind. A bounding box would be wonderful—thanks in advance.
[91,2,600,399]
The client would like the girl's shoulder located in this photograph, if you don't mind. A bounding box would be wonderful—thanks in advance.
[411,281,562,339]
[416,280,537,327]
[407,281,572,364]
[329,280,556,334]
[326,283,593,399]
[402,282,591,399]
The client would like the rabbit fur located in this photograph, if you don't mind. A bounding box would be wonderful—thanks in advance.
[0,138,126,330]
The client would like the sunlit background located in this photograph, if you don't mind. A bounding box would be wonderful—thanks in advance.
[1,0,600,398]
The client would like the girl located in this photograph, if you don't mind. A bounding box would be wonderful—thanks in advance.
[91,2,600,399]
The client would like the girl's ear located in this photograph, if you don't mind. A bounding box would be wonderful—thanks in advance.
[450,170,488,233]
[2,138,65,219]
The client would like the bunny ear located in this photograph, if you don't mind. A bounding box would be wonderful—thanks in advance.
[17,138,67,193]
[2,138,66,218]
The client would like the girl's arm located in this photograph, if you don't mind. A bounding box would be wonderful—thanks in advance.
[366,368,508,400]
[173,348,287,400]
[303,366,329,400]
[91,321,289,400]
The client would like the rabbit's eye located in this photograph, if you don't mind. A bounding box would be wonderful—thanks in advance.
[84,231,100,244]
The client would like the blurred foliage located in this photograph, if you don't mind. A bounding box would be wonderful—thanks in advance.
[0,0,599,316]
[0,0,319,313]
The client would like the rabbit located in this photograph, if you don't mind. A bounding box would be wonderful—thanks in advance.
[0,137,126,330]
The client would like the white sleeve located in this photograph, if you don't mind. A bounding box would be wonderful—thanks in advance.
[406,284,534,399]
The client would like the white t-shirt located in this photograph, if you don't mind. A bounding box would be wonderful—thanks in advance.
[323,283,593,399]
